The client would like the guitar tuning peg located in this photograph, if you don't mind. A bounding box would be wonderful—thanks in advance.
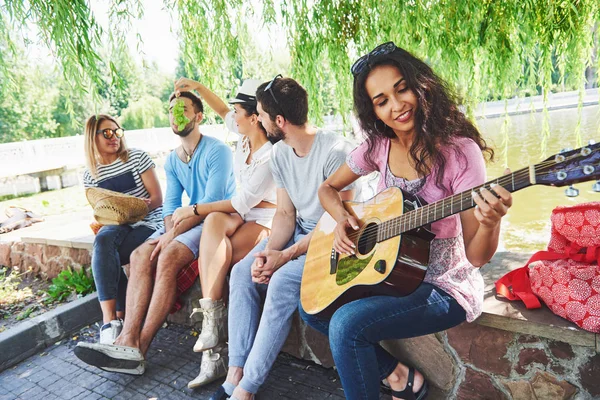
[588,139,596,145]
[560,147,573,154]
[565,185,579,197]
[593,181,600,193]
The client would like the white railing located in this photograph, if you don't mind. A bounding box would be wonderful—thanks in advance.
[0,124,232,179]
[473,88,600,118]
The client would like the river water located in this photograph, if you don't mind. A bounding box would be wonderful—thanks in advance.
[476,105,600,252]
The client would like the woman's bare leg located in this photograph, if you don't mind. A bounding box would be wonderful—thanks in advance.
[229,222,270,266]
[99,300,118,324]
[198,212,243,300]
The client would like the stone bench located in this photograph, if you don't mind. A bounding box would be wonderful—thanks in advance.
[0,211,94,278]
[172,251,600,399]
[5,220,598,398]
[433,252,598,399]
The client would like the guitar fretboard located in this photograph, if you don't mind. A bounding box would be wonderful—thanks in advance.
[376,166,533,242]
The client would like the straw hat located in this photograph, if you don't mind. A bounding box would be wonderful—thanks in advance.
[85,187,148,225]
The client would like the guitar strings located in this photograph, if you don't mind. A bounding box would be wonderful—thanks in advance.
[339,159,599,244]
[308,150,598,261]
[343,166,533,242]
[348,159,599,242]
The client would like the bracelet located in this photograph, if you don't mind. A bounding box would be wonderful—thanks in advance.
[192,204,199,216]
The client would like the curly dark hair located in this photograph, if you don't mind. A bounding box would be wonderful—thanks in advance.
[353,45,494,193]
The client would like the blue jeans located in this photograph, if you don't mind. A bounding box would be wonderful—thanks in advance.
[228,225,308,394]
[92,224,154,311]
[300,283,466,400]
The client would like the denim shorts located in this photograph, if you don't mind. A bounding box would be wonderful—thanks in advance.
[146,223,204,258]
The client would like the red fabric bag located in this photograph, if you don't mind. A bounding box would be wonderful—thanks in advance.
[495,202,600,333]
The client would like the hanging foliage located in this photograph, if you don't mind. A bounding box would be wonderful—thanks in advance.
[1,0,599,126]
[3,0,104,93]
[1,0,142,100]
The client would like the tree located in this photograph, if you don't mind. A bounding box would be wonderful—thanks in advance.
[1,0,599,125]
[0,42,60,141]
[120,95,170,130]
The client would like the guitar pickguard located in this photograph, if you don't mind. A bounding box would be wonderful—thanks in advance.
[335,252,375,285]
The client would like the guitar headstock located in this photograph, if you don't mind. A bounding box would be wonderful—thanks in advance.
[535,142,600,187]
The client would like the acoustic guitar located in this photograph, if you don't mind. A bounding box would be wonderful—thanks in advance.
[301,142,600,315]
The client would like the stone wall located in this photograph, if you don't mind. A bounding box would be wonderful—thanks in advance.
[0,241,91,279]
[289,320,596,399]
[443,323,595,399]
[170,281,597,399]
[4,241,597,399]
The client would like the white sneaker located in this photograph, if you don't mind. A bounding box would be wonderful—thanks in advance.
[101,361,146,376]
[192,298,227,353]
[99,320,123,345]
[74,342,145,372]
[187,345,228,389]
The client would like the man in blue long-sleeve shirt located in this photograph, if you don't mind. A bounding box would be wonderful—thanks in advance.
[75,91,236,375]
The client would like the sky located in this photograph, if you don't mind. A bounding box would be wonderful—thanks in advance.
[90,0,181,73]
[89,0,289,75]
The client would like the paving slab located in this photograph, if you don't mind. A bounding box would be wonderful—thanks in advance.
[0,323,396,399]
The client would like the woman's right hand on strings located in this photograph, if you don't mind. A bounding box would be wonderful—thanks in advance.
[333,215,360,255]
[174,77,200,96]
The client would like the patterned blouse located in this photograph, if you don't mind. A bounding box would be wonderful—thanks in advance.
[346,137,486,322]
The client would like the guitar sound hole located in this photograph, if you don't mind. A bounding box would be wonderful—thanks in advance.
[357,222,378,255]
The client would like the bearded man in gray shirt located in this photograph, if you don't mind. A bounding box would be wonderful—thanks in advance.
[208,76,355,400]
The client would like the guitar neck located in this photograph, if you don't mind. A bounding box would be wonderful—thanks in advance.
[377,166,535,242]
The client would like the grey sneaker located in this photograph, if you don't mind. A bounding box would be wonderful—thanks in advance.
[99,320,123,345]
[192,298,227,353]
[188,345,228,389]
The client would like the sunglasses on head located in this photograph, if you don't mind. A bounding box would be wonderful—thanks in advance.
[96,128,125,140]
[264,74,286,119]
[351,41,398,76]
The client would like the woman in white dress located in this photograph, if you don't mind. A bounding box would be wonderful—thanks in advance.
[171,77,277,389]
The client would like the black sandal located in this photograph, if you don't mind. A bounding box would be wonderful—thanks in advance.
[390,367,428,400]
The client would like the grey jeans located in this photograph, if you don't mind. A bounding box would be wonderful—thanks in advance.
[228,224,308,394]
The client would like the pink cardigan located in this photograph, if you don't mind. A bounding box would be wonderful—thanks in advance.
[346,136,487,238]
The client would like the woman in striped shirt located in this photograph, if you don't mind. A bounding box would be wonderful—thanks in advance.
[82,114,163,347]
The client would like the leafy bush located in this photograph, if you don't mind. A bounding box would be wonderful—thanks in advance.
[45,267,96,303]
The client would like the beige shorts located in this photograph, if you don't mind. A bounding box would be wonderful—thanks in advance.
[243,207,276,229]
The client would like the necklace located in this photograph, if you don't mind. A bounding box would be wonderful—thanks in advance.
[182,136,202,163]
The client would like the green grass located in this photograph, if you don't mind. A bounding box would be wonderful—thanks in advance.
[0,267,35,320]
[0,192,36,202]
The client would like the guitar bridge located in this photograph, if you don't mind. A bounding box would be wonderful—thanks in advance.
[329,248,339,274]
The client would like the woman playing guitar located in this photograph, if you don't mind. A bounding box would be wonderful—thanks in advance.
[300,42,513,400]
